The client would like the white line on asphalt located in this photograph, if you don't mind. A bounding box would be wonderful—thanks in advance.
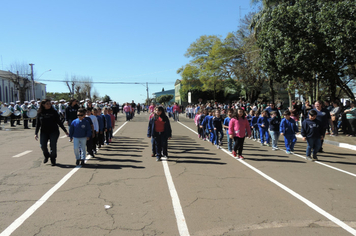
[178,121,356,235]
[284,149,356,178]
[0,122,128,236]
[179,121,356,178]
[162,160,190,236]
[12,150,33,158]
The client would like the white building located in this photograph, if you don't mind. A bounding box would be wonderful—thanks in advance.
[0,70,46,103]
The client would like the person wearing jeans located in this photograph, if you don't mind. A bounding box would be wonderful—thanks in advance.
[269,111,280,150]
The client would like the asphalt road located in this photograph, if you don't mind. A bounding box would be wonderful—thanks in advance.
[0,113,355,236]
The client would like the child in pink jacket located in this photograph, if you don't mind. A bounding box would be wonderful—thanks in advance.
[229,108,251,159]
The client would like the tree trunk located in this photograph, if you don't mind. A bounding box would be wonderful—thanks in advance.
[269,77,275,102]
[336,77,355,101]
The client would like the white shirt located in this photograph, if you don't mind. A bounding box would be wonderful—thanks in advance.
[89,114,99,132]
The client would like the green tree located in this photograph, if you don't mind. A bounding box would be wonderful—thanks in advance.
[156,94,174,105]
[46,92,71,101]
[256,0,356,101]
[102,95,111,103]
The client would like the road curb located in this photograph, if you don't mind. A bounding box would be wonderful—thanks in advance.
[296,134,356,151]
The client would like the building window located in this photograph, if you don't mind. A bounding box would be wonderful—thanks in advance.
[0,85,2,102]
[42,90,44,96]
[11,88,13,102]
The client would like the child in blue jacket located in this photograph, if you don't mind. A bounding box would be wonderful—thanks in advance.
[69,108,92,165]
[280,110,299,154]
[257,110,270,146]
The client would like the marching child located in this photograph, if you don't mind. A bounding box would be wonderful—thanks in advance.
[95,108,104,149]
[213,109,224,149]
[147,106,172,161]
[257,110,270,146]
[301,110,323,161]
[103,108,112,144]
[223,109,233,152]
[195,110,202,138]
[269,111,280,150]
[229,108,251,159]
[69,108,92,166]
[199,109,208,141]
[280,110,299,154]
[250,110,259,141]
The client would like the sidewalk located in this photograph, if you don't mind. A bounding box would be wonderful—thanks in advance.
[296,133,356,151]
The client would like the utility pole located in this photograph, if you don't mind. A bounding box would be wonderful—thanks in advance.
[146,82,149,104]
[29,63,35,100]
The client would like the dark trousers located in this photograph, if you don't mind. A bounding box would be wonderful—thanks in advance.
[317,128,327,152]
[214,129,224,145]
[23,114,29,128]
[233,137,245,156]
[10,114,16,126]
[98,131,104,147]
[92,132,98,151]
[105,129,111,143]
[348,119,356,135]
[40,130,60,159]
[86,136,94,155]
[32,118,37,127]
[154,133,168,158]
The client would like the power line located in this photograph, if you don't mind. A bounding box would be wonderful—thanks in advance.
[36,79,171,85]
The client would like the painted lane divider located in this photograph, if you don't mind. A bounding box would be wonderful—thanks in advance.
[178,121,356,235]
[0,122,128,236]
[12,150,33,158]
[162,159,190,236]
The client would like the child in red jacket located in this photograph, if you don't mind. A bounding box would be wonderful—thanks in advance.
[229,108,251,159]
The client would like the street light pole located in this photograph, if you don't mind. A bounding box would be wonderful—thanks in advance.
[29,63,35,100]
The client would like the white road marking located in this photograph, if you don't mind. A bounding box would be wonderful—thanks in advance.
[60,135,67,139]
[12,150,33,158]
[279,147,356,178]
[0,122,128,236]
[162,160,190,236]
[179,121,356,235]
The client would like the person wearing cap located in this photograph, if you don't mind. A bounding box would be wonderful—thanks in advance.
[59,99,66,123]
[9,102,16,127]
[21,101,30,129]
[29,100,38,127]
[14,101,22,125]
[79,100,85,109]
[3,103,9,124]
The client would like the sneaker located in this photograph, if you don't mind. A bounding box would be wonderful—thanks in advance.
[275,147,279,150]
[286,151,291,154]
[261,143,266,146]
[232,151,237,157]
[43,157,49,164]
[271,147,276,151]
[291,149,295,152]
[198,135,201,138]
[267,143,271,147]
[81,159,85,165]
[203,138,206,141]
[151,153,156,157]
[76,160,80,165]
[306,156,313,161]
[312,154,318,161]
[216,145,220,149]
[238,155,245,160]
[156,157,161,162]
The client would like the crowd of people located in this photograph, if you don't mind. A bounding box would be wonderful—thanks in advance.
[161,99,356,161]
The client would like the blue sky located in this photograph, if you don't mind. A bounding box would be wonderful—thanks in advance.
[0,0,258,104]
